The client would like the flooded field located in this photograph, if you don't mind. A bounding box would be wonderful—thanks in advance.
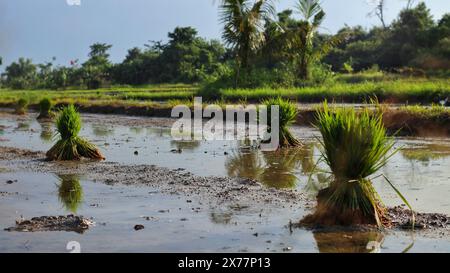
[1,110,450,252]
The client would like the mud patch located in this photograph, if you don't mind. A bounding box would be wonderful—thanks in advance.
[388,206,450,230]
[4,215,94,233]
[0,146,44,161]
[0,146,304,211]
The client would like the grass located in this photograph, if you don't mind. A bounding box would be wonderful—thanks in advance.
[0,84,196,106]
[302,102,413,227]
[46,105,105,161]
[219,79,450,103]
[0,79,448,108]
[262,97,301,148]
[399,104,450,118]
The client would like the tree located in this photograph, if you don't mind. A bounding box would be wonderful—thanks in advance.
[283,0,343,80]
[379,2,435,67]
[404,0,416,10]
[82,43,112,89]
[368,0,387,29]
[219,0,275,87]
[2,58,37,89]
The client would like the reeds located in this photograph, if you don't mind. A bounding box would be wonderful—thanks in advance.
[46,105,105,161]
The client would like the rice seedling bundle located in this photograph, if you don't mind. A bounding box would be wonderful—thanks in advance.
[46,105,105,161]
[37,98,55,119]
[302,102,412,227]
[14,98,28,115]
[262,97,301,148]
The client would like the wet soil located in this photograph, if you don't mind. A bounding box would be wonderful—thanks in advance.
[4,215,94,234]
[0,146,303,213]
[387,206,450,230]
[1,145,448,233]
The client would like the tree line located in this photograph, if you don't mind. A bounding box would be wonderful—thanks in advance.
[0,0,448,90]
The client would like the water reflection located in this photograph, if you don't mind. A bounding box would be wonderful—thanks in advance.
[16,122,30,131]
[400,143,450,164]
[130,127,144,135]
[92,124,114,137]
[38,121,53,143]
[57,174,84,213]
[210,210,234,225]
[225,145,316,189]
[313,231,385,253]
[226,152,265,182]
[170,140,201,151]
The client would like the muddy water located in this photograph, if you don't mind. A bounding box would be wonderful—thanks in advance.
[1,111,450,252]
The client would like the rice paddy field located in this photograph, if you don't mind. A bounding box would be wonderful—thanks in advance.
[0,76,450,253]
[0,78,449,107]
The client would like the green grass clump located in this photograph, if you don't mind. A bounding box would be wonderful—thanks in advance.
[46,105,105,161]
[14,98,28,115]
[262,97,301,148]
[400,104,449,118]
[37,98,55,119]
[303,102,412,227]
[58,175,83,213]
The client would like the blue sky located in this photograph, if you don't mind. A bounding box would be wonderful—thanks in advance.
[0,0,448,69]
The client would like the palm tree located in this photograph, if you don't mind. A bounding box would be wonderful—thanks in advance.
[219,0,275,87]
[285,0,343,80]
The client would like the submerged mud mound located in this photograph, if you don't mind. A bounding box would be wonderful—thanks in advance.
[4,215,94,233]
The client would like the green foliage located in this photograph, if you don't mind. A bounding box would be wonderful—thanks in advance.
[47,105,104,161]
[308,62,335,85]
[112,27,226,85]
[325,4,449,71]
[262,97,301,148]
[219,0,276,86]
[3,58,37,89]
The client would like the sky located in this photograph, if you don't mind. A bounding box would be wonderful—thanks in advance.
[0,0,449,70]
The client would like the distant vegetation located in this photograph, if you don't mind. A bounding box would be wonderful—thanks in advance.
[0,1,448,94]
